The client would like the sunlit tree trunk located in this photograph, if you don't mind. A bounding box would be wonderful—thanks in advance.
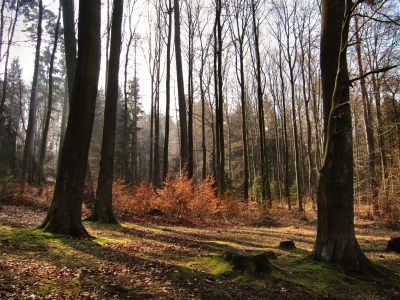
[312,0,374,272]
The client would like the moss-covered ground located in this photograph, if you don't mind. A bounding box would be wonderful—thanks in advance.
[0,205,399,299]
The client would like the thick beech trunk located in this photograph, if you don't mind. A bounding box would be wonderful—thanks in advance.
[312,0,374,273]
[39,0,101,238]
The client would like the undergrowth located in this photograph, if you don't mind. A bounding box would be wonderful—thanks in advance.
[112,174,263,226]
[1,174,264,226]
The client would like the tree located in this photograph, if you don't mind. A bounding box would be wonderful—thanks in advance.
[163,0,173,182]
[21,0,43,187]
[121,0,138,184]
[88,0,123,224]
[0,0,21,118]
[183,0,199,179]
[60,0,76,101]
[251,0,271,205]
[196,1,211,181]
[38,3,61,185]
[174,0,189,173]
[39,0,101,238]
[228,0,251,200]
[0,58,25,174]
[311,0,374,272]
[214,0,225,194]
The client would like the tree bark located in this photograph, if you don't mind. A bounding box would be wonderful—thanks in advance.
[21,0,43,187]
[174,0,189,173]
[163,0,172,182]
[252,0,271,206]
[39,0,101,238]
[312,0,375,273]
[88,0,123,224]
[60,0,77,101]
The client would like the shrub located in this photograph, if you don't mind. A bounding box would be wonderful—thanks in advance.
[190,175,219,223]
[157,173,193,218]
[113,180,157,220]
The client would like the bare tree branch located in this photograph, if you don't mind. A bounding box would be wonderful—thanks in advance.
[347,65,398,87]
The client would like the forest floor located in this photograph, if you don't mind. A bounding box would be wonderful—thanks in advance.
[0,203,400,299]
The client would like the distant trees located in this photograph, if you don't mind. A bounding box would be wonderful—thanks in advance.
[0,0,398,238]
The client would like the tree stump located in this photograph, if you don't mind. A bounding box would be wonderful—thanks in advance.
[279,240,296,249]
[387,237,400,253]
[221,247,274,275]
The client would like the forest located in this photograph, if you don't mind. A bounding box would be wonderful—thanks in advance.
[0,0,400,299]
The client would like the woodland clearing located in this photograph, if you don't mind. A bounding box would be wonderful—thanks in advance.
[0,203,399,299]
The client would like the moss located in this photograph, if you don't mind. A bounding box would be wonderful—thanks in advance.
[212,288,231,298]
[94,236,131,245]
[187,255,233,277]
[273,256,372,294]
[30,281,57,295]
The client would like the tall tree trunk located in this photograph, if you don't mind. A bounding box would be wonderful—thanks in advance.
[230,0,250,200]
[122,20,134,183]
[39,0,101,238]
[38,4,61,186]
[187,3,194,179]
[88,0,123,224]
[252,0,271,206]
[149,77,154,183]
[163,0,172,182]
[278,45,290,209]
[312,0,374,272]
[154,56,160,187]
[174,0,189,173]
[199,48,207,180]
[239,57,249,200]
[354,15,377,207]
[213,18,220,191]
[21,0,43,187]
[60,0,94,203]
[215,0,225,194]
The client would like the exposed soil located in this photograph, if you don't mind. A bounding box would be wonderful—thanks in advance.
[0,204,399,299]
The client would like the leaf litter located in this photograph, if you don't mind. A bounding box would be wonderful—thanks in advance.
[0,204,399,299]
